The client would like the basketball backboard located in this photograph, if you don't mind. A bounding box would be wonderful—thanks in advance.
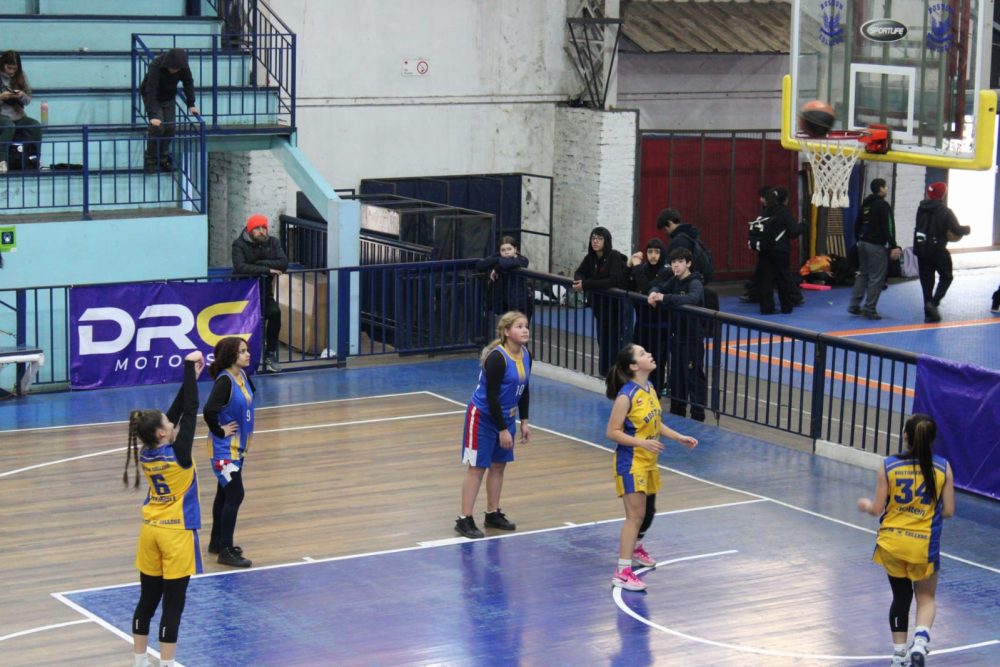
[783,0,997,169]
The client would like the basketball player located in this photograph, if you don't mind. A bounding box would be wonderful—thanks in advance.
[455,311,532,539]
[857,414,955,667]
[203,336,255,567]
[605,343,697,591]
[123,351,205,667]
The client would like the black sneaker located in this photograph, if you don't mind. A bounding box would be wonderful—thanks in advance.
[208,543,242,556]
[454,515,484,539]
[862,310,882,320]
[484,509,516,531]
[991,289,1000,313]
[925,301,941,323]
[143,161,159,174]
[218,546,252,567]
[847,305,862,315]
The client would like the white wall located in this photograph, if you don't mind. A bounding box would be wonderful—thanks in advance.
[617,52,787,130]
[270,0,579,189]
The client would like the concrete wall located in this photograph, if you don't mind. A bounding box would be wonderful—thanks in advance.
[551,107,638,276]
[269,0,579,190]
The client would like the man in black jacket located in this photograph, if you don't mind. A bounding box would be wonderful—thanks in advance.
[141,48,199,173]
[915,182,970,322]
[848,179,902,320]
[572,226,629,376]
[232,214,289,372]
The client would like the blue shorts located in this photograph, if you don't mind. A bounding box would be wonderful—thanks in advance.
[462,403,515,468]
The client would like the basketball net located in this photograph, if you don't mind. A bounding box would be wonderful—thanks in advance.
[798,131,867,208]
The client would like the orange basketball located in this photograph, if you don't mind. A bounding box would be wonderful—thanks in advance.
[799,100,836,137]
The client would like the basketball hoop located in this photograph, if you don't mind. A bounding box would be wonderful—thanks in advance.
[798,130,869,208]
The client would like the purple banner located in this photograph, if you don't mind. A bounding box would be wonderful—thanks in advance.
[70,280,261,389]
[913,356,1000,501]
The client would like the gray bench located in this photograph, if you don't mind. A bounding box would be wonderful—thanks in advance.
[0,347,45,396]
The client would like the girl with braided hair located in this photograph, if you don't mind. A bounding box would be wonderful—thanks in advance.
[857,413,955,667]
[124,350,204,667]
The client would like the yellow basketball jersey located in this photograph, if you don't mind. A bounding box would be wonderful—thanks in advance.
[139,443,201,530]
[876,454,947,563]
[619,381,662,469]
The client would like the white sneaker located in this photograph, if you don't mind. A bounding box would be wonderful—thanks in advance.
[0,161,7,173]
[890,650,910,667]
[909,644,927,667]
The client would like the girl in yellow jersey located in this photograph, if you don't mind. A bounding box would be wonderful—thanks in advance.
[605,343,697,591]
[858,414,955,667]
[122,351,204,667]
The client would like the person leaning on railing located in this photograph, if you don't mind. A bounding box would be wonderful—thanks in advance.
[140,48,199,174]
[0,50,42,174]
[232,214,289,373]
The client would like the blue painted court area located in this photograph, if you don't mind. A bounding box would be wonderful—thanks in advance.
[60,500,1000,665]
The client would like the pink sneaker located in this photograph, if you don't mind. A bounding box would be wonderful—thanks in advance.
[612,566,647,591]
[632,543,656,568]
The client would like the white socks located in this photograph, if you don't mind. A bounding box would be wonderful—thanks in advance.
[617,558,632,572]
[133,654,148,667]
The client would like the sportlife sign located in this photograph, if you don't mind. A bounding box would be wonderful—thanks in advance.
[860,19,908,43]
[69,280,262,389]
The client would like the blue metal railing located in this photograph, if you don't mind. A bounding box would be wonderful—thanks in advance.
[0,121,207,216]
[131,6,295,130]
[3,263,916,455]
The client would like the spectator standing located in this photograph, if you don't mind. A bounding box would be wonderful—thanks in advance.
[0,50,42,174]
[140,48,199,173]
[232,214,289,372]
[626,238,669,393]
[914,182,970,323]
[477,236,531,320]
[751,187,797,315]
[848,179,902,320]
[573,227,629,376]
[647,247,707,422]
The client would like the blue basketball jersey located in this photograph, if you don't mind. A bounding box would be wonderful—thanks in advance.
[209,369,254,462]
[470,346,530,424]
[140,443,201,530]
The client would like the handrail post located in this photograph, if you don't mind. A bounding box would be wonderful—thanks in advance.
[130,34,137,125]
[336,266,350,363]
[809,337,827,448]
[211,34,220,130]
[81,125,90,220]
[290,33,296,127]
[199,119,208,213]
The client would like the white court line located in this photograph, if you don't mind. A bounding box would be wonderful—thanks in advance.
[0,618,92,642]
[0,408,465,479]
[48,593,183,667]
[613,551,1000,661]
[420,391,1000,576]
[0,390,435,434]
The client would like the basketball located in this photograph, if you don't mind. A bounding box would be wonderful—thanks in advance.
[799,100,836,137]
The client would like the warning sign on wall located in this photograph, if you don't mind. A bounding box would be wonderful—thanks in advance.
[402,59,430,77]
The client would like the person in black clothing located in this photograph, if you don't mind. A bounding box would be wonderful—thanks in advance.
[849,179,902,320]
[741,186,804,307]
[232,214,289,372]
[752,187,796,315]
[647,247,707,422]
[573,226,629,376]
[477,236,531,320]
[627,237,669,393]
[915,182,970,323]
[656,208,699,264]
[141,48,199,173]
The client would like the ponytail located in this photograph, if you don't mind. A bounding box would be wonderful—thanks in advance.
[903,413,939,501]
[124,410,141,488]
[604,344,637,399]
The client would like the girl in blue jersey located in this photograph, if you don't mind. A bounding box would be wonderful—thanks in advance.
[203,336,255,567]
[455,311,532,539]
[605,343,697,591]
[123,350,205,667]
[858,413,955,667]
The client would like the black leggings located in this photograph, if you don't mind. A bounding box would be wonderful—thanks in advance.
[888,575,914,633]
[210,470,245,548]
[637,494,656,540]
[133,572,190,643]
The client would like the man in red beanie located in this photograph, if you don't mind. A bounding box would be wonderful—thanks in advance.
[232,214,288,372]
[913,181,970,322]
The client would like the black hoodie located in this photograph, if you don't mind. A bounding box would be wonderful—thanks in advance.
[915,199,969,248]
[574,226,627,291]
[141,48,196,108]
[628,238,669,295]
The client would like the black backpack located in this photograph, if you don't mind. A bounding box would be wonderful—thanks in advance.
[679,233,714,284]
[747,216,781,253]
[913,208,942,259]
